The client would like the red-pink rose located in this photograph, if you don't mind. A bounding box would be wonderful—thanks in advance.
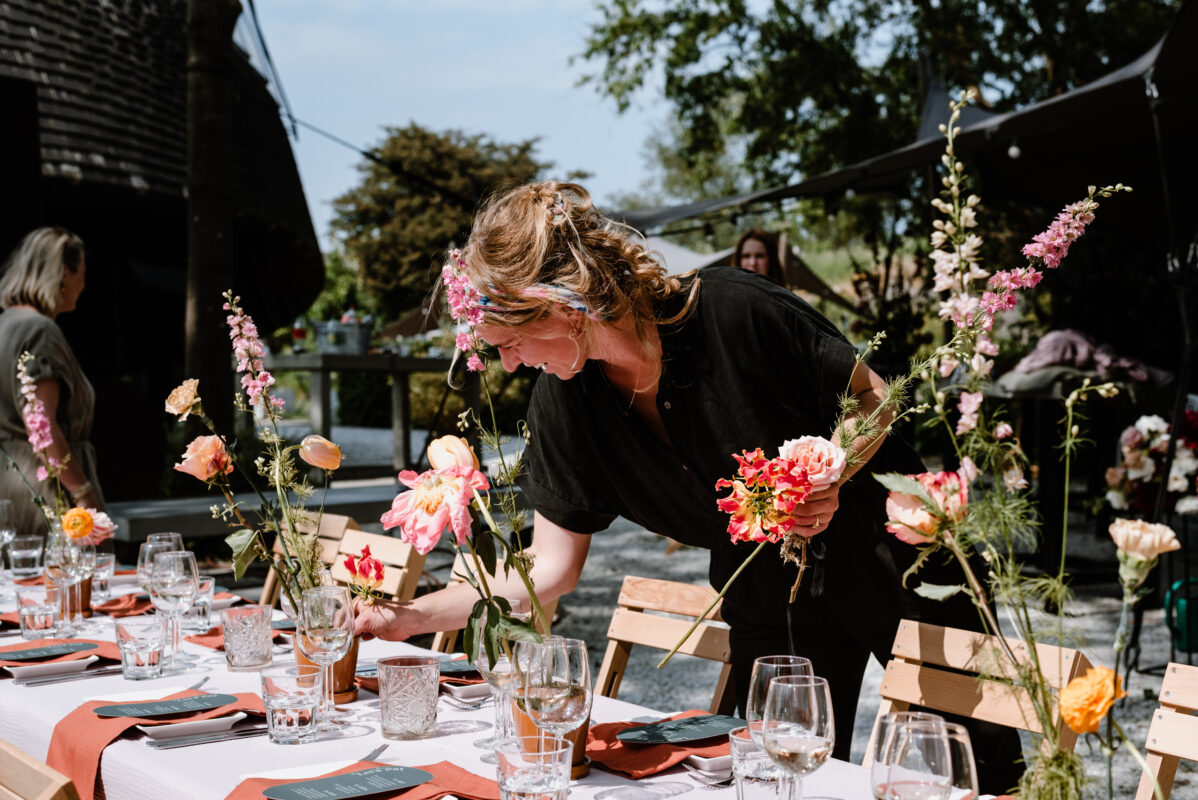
[777,436,846,489]
[173,435,234,482]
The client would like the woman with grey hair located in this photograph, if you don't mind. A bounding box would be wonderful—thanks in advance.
[0,227,104,538]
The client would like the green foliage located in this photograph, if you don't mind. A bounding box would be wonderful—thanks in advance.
[331,124,554,321]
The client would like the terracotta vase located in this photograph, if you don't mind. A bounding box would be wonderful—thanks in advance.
[294,634,360,704]
[511,698,592,779]
[60,576,93,619]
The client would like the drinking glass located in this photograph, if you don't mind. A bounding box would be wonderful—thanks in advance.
[761,675,835,800]
[9,536,43,579]
[472,600,530,762]
[137,540,181,593]
[297,586,353,729]
[747,655,814,745]
[149,551,199,669]
[870,716,953,800]
[15,585,60,639]
[731,725,792,800]
[0,500,14,572]
[261,664,322,744]
[515,637,592,736]
[944,722,978,799]
[91,553,116,602]
[181,576,215,634]
[495,735,571,800]
[43,530,90,636]
[113,615,167,679]
[377,655,439,739]
[68,545,96,630]
[220,604,273,670]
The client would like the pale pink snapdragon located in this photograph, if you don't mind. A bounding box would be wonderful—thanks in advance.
[994,422,1014,440]
[16,352,53,455]
[223,293,284,410]
[955,391,984,435]
[1021,198,1098,268]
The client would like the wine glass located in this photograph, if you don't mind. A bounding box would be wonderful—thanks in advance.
[761,675,835,800]
[472,600,529,764]
[0,500,15,574]
[150,551,199,669]
[870,713,948,799]
[44,529,90,636]
[298,586,354,730]
[68,545,97,631]
[515,637,592,737]
[747,655,814,744]
[137,540,181,593]
[871,716,953,800]
[944,722,978,799]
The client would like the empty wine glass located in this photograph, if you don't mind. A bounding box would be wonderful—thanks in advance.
[472,600,529,764]
[137,540,181,594]
[298,586,354,730]
[515,637,592,737]
[150,551,199,669]
[747,655,814,744]
[68,545,97,631]
[870,716,953,800]
[44,529,90,636]
[761,675,835,800]
[944,722,978,799]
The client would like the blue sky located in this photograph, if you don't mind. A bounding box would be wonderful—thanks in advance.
[252,0,664,246]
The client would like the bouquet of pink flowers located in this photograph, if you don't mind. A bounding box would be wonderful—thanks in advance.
[1104,412,1198,516]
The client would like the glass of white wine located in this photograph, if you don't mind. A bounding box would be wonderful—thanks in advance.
[761,675,835,800]
[150,551,199,668]
[298,586,354,730]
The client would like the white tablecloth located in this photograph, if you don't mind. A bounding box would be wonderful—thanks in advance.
[0,590,874,800]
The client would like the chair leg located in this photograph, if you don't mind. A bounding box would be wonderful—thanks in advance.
[1135,751,1175,800]
[710,664,736,716]
[596,640,632,699]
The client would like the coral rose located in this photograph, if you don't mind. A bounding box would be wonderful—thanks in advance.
[778,436,846,489]
[427,435,481,471]
[164,378,201,421]
[1108,518,1181,562]
[299,435,342,471]
[174,435,234,482]
[60,507,94,539]
[1059,666,1125,734]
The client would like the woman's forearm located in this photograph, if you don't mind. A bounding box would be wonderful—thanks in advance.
[834,364,895,482]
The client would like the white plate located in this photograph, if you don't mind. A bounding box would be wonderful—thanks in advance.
[685,753,732,773]
[136,711,246,739]
[443,681,491,700]
[5,655,99,679]
[210,595,242,611]
[241,759,357,780]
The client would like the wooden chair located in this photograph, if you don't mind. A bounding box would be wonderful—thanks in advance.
[1135,661,1198,799]
[260,513,358,608]
[428,552,558,653]
[863,619,1093,766]
[0,738,79,800]
[329,528,427,602]
[595,575,735,716]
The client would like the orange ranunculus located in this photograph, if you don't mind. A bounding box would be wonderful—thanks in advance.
[427,435,480,471]
[174,434,234,482]
[61,507,94,539]
[299,435,342,471]
[1059,665,1126,734]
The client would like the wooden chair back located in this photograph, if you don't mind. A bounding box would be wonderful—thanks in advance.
[595,575,735,716]
[1136,661,1198,799]
[863,619,1093,766]
[260,513,358,608]
[428,552,557,653]
[0,738,79,800]
[329,529,427,602]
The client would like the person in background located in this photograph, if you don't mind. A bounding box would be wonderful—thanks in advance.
[733,228,786,285]
[0,227,104,538]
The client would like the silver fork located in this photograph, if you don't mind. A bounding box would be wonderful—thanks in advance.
[681,763,734,788]
[439,693,493,711]
[187,676,210,691]
[362,744,389,762]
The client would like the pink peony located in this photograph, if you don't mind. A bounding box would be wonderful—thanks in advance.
[777,436,846,489]
[885,471,969,546]
[174,435,234,482]
[380,465,490,555]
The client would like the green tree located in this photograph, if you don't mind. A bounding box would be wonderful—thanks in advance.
[331,124,553,321]
[581,0,1179,185]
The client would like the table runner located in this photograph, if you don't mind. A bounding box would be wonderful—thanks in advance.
[224,760,501,800]
[0,638,122,669]
[586,710,732,779]
[46,688,264,800]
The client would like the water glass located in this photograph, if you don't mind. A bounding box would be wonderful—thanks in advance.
[732,726,793,800]
[495,735,571,800]
[220,604,272,671]
[297,586,354,728]
[261,665,322,744]
[113,616,167,679]
[944,722,978,799]
[761,675,835,800]
[150,551,198,668]
[181,577,215,634]
[91,554,116,602]
[9,536,43,579]
[16,585,60,640]
[377,655,439,739]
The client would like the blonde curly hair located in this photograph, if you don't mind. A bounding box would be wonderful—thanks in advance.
[461,181,698,349]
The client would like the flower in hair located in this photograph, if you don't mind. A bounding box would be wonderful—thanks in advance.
[442,249,487,372]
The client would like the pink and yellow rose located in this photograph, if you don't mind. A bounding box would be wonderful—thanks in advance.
[174,435,234,482]
[884,471,969,545]
[381,465,490,555]
[778,436,846,489]
[427,435,481,471]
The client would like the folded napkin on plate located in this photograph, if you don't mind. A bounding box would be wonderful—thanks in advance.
[224,759,500,800]
[92,594,152,618]
[184,625,287,650]
[587,710,732,779]
[0,638,122,669]
[46,689,264,800]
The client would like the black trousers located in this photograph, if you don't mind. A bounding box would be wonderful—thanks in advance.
[727,617,1024,797]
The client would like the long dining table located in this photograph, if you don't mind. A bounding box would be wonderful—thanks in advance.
[0,586,877,800]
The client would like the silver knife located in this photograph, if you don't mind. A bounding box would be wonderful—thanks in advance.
[145,726,270,749]
[15,666,126,686]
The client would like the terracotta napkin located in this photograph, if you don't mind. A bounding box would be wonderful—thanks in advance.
[0,638,123,669]
[14,575,44,586]
[47,689,264,800]
[184,625,288,650]
[586,710,732,779]
[224,759,501,800]
[0,611,18,628]
[92,594,152,617]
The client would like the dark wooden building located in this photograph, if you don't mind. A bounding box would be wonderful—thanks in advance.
[0,0,323,500]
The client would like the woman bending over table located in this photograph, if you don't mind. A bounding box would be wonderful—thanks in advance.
[0,227,104,537]
[355,181,1020,792]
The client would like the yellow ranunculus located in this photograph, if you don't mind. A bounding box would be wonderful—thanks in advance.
[60,507,94,539]
[1059,665,1125,734]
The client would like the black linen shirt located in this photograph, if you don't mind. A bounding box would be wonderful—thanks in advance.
[523,268,926,643]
